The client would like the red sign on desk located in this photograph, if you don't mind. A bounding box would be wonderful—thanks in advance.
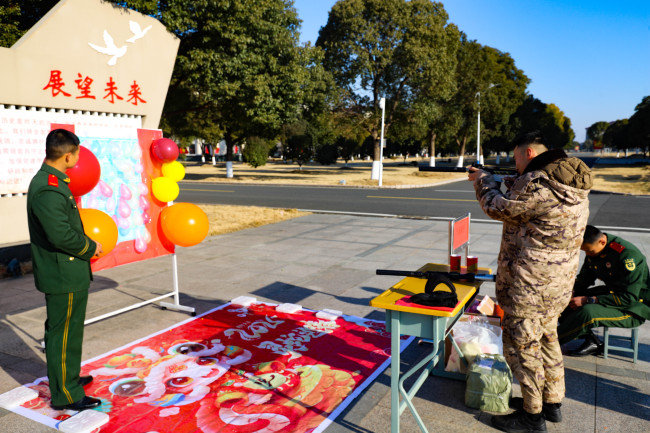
[452,216,469,251]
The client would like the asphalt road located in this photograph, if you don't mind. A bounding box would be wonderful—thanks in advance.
[178,180,650,230]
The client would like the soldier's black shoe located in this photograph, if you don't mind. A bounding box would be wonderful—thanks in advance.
[568,333,603,357]
[78,376,93,387]
[491,409,547,433]
[510,397,562,423]
[52,396,101,411]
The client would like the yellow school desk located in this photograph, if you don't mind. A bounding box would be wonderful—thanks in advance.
[370,263,491,433]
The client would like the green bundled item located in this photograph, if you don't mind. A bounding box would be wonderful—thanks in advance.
[465,354,512,413]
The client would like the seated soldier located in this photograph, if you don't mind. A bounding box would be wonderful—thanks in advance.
[558,225,650,356]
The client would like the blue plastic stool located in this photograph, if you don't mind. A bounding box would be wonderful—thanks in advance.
[602,326,639,363]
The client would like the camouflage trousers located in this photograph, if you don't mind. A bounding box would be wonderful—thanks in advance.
[502,313,564,414]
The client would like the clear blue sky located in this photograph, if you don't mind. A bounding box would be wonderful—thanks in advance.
[293,0,650,142]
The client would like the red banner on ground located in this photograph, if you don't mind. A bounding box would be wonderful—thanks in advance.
[14,302,411,432]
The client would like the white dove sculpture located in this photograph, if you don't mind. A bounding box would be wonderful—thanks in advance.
[127,21,152,43]
[88,30,127,66]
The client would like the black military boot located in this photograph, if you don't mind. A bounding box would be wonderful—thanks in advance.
[542,402,562,423]
[568,331,603,357]
[510,397,562,423]
[491,409,547,433]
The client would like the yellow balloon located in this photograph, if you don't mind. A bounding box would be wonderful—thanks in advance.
[162,161,186,182]
[152,177,179,203]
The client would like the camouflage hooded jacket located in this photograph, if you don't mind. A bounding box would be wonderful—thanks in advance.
[472,149,593,318]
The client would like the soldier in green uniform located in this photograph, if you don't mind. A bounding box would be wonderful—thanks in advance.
[27,129,103,411]
[558,225,650,356]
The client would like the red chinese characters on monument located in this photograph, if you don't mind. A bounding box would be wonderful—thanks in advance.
[43,70,71,97]
[127,81,147,106]
[42,70,146,106]
[103,76,123,104]
[75,73,96,99]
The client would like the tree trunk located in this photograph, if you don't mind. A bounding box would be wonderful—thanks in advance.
[428,129,437,167]
[370,131,381,180]
[456,136,467,167]
[224,129,235,178]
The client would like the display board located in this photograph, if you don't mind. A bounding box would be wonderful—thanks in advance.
[0,105,174,270]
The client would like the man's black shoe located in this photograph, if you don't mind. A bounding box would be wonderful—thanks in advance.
[492,409,547,433]
[510,397,562,423]
[51,396,101,411]
[568,334,603,357]
[542,403,562,423]
[78,376,93,387]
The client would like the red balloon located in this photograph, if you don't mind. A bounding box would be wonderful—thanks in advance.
[66,146,101,197]
[151,138,179,163]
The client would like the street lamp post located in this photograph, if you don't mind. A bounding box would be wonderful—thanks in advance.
[476,91,481,165]
[378,97,386,187]
[476,83,496,165]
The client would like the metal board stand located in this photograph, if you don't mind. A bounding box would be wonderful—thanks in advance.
[84,251,195,326]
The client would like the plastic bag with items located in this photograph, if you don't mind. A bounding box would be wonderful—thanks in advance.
[445,315,502,374]
[465,353,512,412]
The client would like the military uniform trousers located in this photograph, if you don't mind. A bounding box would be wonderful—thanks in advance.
[558,304,643,345]
[44,290,88,406]
[502,313,564,414]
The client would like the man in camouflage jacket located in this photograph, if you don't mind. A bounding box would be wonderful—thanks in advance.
[468,131,592,433]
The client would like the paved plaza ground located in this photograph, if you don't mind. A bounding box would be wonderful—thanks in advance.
[1,213,649,432]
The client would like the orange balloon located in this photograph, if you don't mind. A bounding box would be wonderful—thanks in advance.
[160,203,209,247]
[79,208,118,257]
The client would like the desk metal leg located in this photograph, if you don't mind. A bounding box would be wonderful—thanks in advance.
[396,322,439,433]
[390,310,401,433]
[391,315,470,433]
[391,317,445,433]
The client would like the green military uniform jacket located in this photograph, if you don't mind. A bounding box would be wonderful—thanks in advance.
[27,164,96,294]
[574,233,650,321]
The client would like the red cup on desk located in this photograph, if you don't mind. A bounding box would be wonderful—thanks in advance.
[450,254,461,273]
[467,256,478,274]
